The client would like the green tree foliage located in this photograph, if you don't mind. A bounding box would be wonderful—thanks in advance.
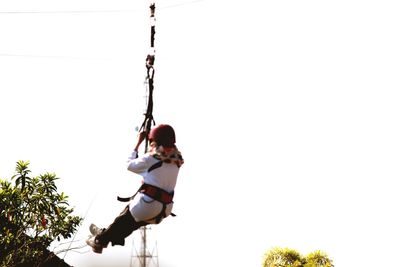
[0,161,82,267]
[262,247,334,267]
[304,250,334,267]
[263,247,304,267]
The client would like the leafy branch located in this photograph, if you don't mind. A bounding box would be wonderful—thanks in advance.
[1,161,83,266]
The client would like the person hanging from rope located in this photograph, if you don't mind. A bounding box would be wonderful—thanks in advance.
[86,124,184,253]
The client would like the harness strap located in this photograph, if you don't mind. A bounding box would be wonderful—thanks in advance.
[117,160,162,202]
[117,189,141,202]
[142,183,175,223]
[148,160,162,172]
[153,203,168,224]
[117,183,174,205]
[141,183,174,204]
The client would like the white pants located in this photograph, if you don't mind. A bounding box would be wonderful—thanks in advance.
[129,194,173,224]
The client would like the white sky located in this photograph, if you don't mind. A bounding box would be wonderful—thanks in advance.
[1,0,400,266]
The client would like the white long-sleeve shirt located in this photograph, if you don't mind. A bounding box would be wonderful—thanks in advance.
[126,151,179,193]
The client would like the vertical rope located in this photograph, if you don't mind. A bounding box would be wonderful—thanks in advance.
[140,2,156,153]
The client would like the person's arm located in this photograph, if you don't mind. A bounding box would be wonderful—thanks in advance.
[127,131,150,174]
[134,131,147,152]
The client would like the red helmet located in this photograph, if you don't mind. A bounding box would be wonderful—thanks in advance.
[148,124,176,147]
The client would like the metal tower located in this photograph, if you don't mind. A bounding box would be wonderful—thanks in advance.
[130,226,159,267]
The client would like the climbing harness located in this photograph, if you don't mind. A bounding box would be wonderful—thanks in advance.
[117,183,173,204]
[117,182,175,224]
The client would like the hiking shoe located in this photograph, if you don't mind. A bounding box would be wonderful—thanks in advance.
[86,236,103,254]
[89,223,103,236]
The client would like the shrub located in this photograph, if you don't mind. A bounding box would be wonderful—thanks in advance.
[0,161,82,266]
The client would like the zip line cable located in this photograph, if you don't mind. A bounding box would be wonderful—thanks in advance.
[0,9,139,14]
[0,0,203,15]
[0,53,112,61]
[0,0,204,59]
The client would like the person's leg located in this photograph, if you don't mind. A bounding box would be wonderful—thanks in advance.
[95,205,148,247]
